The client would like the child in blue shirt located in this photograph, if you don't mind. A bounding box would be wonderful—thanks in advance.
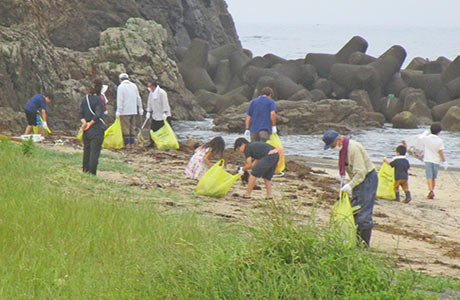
[384,145,412,203]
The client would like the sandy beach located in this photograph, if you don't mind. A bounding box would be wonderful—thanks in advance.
[33,134,460,278]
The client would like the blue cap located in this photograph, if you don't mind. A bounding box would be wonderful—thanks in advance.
[323,130,339,150]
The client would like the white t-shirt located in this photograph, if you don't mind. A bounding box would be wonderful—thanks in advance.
[420,134,444,164]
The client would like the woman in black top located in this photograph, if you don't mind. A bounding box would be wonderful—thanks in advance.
[78,79,106,175]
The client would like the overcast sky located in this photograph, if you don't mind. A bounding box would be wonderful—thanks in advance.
[226,0,460,27]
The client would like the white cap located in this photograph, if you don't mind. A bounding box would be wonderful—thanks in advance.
[119,73,129,79]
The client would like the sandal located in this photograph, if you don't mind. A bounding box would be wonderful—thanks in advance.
[242,196,252,200]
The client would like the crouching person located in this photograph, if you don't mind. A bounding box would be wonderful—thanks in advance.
[234,137,279,200]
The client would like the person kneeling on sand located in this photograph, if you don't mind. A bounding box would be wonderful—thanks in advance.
[184,136,225,180]
[322,129,378,247]
[234,137,279,200]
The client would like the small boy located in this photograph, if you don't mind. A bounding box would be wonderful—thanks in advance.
[385,145,412,203]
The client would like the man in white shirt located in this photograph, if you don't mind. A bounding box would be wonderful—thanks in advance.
[418,122,446,199]
[116,73,143,149]
[145,80,172,146]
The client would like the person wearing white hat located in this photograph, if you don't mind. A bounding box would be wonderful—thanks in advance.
[116,73,144,149]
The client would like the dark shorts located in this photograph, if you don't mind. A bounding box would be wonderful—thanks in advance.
[251,153,279,180]
[250,130,270,142]
[25,110,38,126]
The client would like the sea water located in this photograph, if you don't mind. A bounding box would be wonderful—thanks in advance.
[235,23,460,65]
[176,23,460,167]
[174,119,460,168]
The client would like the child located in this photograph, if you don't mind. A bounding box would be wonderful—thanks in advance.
[184,137,225,180]
[384,145,412,203]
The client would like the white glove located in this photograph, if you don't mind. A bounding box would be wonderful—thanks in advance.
[115,111,120,118]
[43,121,48,129]
[244,130,250,140]
[162,113,167,120]
[145,112,151,119]
[442,161,448,170]
[139,108,144,116]
[272,126,277,134]
[341,184,352,194]
[238,167,245,175]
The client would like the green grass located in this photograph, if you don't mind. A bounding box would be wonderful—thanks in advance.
[0,139,459,299]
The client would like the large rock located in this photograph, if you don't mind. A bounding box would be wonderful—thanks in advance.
[392,111,418,129]
[441,106,460,131]
[213,98,383,134]
[0,0,241,53]
[0,18,206,130]
[349,90,374,112]
[432,99,460,121]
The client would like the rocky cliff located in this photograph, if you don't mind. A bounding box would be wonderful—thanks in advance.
[0,0,241,131]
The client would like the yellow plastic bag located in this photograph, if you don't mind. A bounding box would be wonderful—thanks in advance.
[195,159,242,198]
[267,133,285,174]
[33,116,51,136]
[376,160,396,200]
[102,118,124,149]
[150,121,179,150]
[77,130,83,144]
[330,191,358,248]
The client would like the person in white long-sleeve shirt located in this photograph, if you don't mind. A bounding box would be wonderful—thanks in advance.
[116,73,143,148]
[145,80,172,146]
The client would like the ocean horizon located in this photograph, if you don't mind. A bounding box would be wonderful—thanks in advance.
[235,22,460,66]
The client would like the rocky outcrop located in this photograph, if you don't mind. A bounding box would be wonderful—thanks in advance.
[0,0,240,53]
[0,18,206,131]
[213,99,384,134]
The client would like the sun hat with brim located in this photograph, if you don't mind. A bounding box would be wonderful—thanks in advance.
[323,130,339,150]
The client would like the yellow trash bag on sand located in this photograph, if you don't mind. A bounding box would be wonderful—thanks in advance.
[330,191,359,248]
[376,160,396,200]
[267,133,285,174]
[33,116,51,136]
[195,159,242,198]
[150,121,179,150]
[102,118,124,149]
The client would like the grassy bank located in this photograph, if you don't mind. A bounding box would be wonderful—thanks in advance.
[0,139,459,299]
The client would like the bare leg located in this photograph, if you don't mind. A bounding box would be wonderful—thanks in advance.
[25,126,33,135]
[264,178,272,198]
[245,175,257,197]
[38,125,45,137]
[427,179,434,191]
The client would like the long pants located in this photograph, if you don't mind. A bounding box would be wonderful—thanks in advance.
[120,115,137,145]
[82,126,104,175]
[351,170,378,231]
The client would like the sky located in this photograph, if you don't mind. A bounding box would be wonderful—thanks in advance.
[226,0,460,27]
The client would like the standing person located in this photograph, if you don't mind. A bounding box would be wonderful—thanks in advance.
[244,87,277,142]
[384,145,412,203]
[116,73,143,149]
[322,130,378,247]
[234,137,279,199]
[24,92,53,137]
[414,122,446,199]
[79,79,106,175]
[184,136,225,180]
[145,80,172,146]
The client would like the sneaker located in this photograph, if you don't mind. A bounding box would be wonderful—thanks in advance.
[427,191,435,199]
[403,197,411,204]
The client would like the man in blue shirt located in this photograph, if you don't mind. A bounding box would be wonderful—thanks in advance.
[24,92,53,136]
[244,87,277,142]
